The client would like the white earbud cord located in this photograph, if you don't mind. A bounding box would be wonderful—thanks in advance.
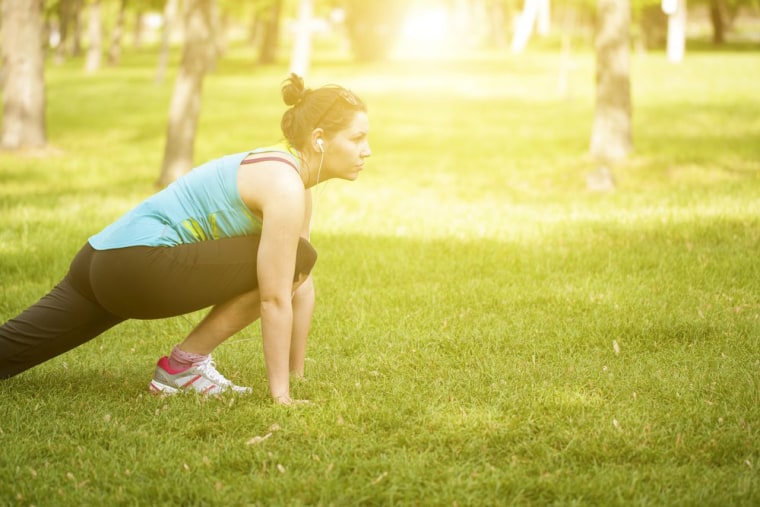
[311,149,326,222]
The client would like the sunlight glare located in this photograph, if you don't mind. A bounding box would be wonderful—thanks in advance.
[395,6,453,59]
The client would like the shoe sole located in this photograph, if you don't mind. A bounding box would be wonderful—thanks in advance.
[148,380,251,395]
[149,380,180,395]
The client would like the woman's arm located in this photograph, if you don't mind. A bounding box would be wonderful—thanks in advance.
[290,189,314,377]
[254,168,306,404]
[290,274,315,376]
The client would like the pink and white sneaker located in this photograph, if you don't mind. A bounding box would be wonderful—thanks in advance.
[149,356,252,395]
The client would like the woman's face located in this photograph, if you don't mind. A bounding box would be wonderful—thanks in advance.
[323,111,371,181]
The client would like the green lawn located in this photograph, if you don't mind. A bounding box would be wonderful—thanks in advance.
[1,45,759,505]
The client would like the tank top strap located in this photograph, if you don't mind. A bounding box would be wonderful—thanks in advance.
[240,155,299,173]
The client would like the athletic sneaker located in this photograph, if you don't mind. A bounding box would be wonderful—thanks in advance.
[149,356,252,395]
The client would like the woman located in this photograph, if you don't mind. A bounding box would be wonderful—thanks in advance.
[0,74,371,405]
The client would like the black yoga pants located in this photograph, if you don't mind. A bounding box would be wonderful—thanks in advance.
[0,235,317,379]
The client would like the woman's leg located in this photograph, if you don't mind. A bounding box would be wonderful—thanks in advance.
[178,288,262,355]
[176,271,312,356]
[90,235,316,348]
[90,235,316,321]
[0,245,124,379]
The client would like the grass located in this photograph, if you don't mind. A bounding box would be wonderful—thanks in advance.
[1,43,759,505]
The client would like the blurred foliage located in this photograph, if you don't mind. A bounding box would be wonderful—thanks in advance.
[37,0,760,61]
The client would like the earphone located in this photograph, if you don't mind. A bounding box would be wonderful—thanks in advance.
[316,138,324,153]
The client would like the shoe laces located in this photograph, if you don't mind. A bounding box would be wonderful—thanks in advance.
[194,356,232,387]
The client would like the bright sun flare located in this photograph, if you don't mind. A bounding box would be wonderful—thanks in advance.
[396,6,452,58]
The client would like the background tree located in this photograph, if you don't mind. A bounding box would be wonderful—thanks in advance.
[289,0,314,76]
[258,0,283,64]
[157,0,216,186]
[590,0,632,161]
[53,0,84,63]
[1,0,47,149]
[633,0,667,50]
[155,0,180,83]
[663,0,687,62]
[107,0,128,65]
[704,0,758,44]
[84,0,103,72]
[512,0,551,53]
[343,0,407,62]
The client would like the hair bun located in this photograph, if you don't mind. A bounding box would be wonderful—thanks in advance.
[282,73,307,106]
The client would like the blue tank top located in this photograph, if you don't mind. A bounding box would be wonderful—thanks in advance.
[89,145,300,250]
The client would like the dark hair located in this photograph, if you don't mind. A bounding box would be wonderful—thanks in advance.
[280,73,366,150]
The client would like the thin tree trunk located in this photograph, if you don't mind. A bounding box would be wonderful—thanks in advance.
[71,0,83,56]
[512,0,551,53]
[537,0,551,36]
[488,1,507,49]
[157,0,216,187]
[133,10,144,48]
[512,0,539,53]
[709,0,725,45]
[664,0,686,63]
[156,0,179,84]
[590,0,632,162]
[108,0,127,65]
[55,0,72,63]
[289,0,313,77]
[1,0,46,149]
[85,0,102,73]
[258,0,282,64]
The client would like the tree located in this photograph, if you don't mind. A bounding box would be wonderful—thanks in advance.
[289,0,314,77]
[343,0,407,62]
[156,0,180,84]
[258,0,282,64]
[54,0,84,62]
[1,0,47,150]
[512,0,551,53]
[663,0,686,62]
[590,0,632,161]
[705,0,756,44]
[108,0,128,65]
[157,0,216,187]
[85,0,103,73]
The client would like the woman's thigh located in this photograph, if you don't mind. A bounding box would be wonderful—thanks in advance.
[89,236,262,319]
[89,236,316,320]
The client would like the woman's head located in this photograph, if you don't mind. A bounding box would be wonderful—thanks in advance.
[280,74,367,151]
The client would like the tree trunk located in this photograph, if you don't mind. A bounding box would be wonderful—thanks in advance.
[537,0,551,36]
[512,0,551,53]
[108,0,127,65]
[71,0,83,56]
[85,0,102,73]
[155,0,179,84]
[289,0,313,77]
[133,10,144,48]
[590,0,632,162]
[156,0,216,187]
[709,0,726,45]
[488,1,508,50]
[258,0,282,64]
[1,0,46,150]
[664,0,686,63]
[55,0,72,62]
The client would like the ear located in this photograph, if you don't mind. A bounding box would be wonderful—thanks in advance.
[310,128,325,152]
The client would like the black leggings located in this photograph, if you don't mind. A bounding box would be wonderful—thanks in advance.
[0,236,316,379]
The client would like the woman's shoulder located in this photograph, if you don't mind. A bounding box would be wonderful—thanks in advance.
[248,142,300,166]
